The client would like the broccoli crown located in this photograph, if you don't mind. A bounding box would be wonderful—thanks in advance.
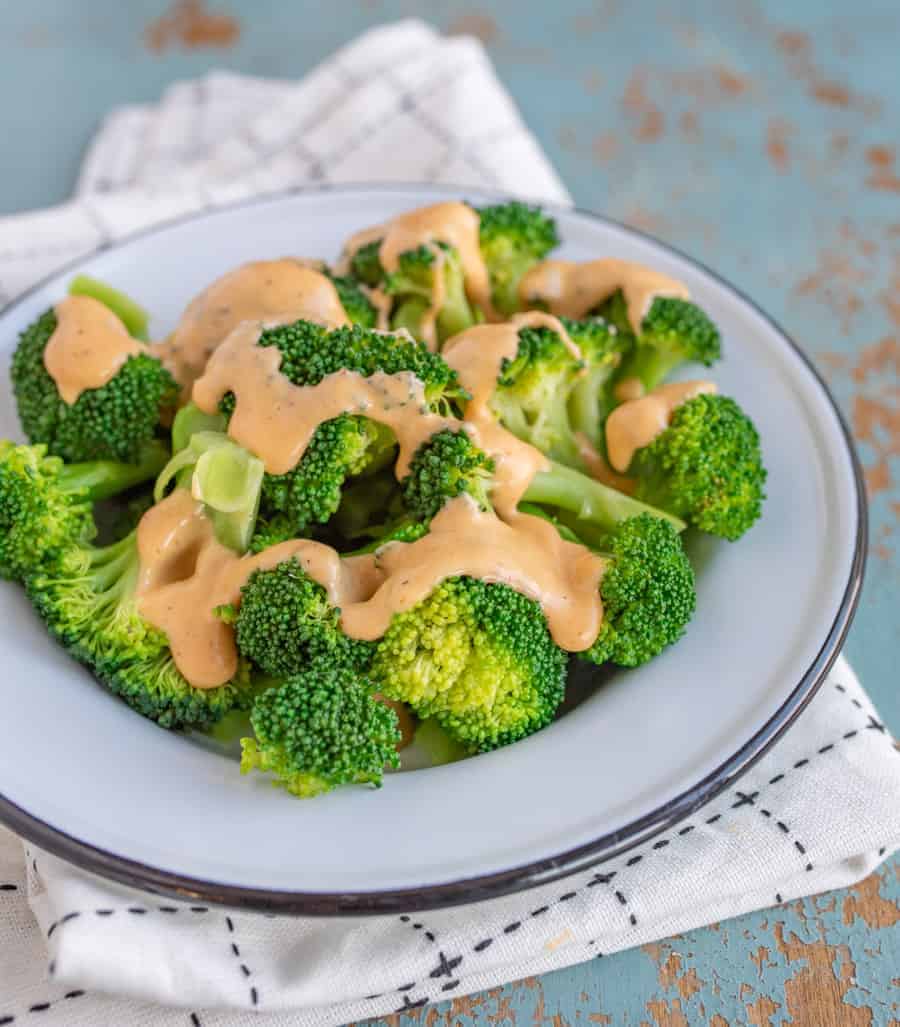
[221,320,467,534]
[27,532,241,729]
[386,244,477,344]
[11,308,179,464]
[372,576,566,752]
[259,414,394,534]
[384,244,435,297]
[248,511,300,554]
[240,668,401,797]
[401,429,495,521]
[234,558,374,680]
[0,442,94,582]
[489,325,584,465]
[478,201,560,316]
[563,316,630,450]
[608,295,721,391]
[584,513,696,668]
[632,393,766,541]
[327,273,376,327]
[254,319,467,412]
[348,240,385,286]
[0,440,168,582]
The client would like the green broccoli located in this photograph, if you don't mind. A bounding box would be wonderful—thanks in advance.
[626,393,766,540]
[401,428,495,521]
[371,576,566,753]
[327,272,377,327]
[12,297,178,464]
[240,667,401,797]
[565,316,631,452]
[603,294,721,392]
[232,557,374,680]
[580,513,696,667]
[220,319,468,534]
[27,527,247,729]
[348,241,385,287]
[488,323,586,468]
[477,201,560,316]
[0,440,168,582]
[347,240,477,346]
[388,244,478,343]
[68,274,150,339]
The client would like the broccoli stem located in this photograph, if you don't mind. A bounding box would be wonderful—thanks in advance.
[56,440,170,501]
[68,274,150,340]
[569,368,616,448]
[615,345,679,393]
[522,459,685,533]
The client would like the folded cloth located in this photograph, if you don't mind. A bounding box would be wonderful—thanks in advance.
[0,19,896,1027]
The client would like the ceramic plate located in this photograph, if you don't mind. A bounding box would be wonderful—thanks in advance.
[0,185,866,913]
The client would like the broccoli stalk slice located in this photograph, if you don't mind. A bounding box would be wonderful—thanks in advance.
[171,401,227,453]
[68,274,150,340]
[155,431,263,552]
[522,459,685,533]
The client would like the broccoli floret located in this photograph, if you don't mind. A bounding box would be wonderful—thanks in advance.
[348,241,384,286]
[12,308,178,464]
[0,440,168,582]
[488,324,586,468]
[565,316,630,450]
[582,514,696,667]
[220,320,468,534]
[332,469,407,544]
[478,201,559,316]
[387,244,478,344]
[259,415,394,535]
[371,576,566,753]
[240,667,401,797]
[606,295,721,392]
[401,429,495,521]
[628,393,766,540]
[27,529,245,729]
[233,557,374,680]
[327,273,376,327]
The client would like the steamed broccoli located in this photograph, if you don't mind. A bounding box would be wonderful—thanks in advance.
[389,244,478,343]
[478,201,559,316]
[603,294,721,392]
[12,300,178,464]
[626,393,766,540]
[240,667,401,797]
[27,527,247,729]
[219,319,468,534]
[581,513,696,667]
[327,272,377,328]
[401,428,495,521]
[232,557,374,679]
[0,440,168,582]
[565,316,630,451]
[371,575,566,753]
[348,238,478,346]
[488,322,586,468]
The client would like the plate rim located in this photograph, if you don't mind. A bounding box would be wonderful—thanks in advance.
[0,182,868,915]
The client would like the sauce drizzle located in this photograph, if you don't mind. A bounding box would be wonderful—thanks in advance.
[340,202,498,348]
[519,258,690,334]
[45,295,146,404]
[158,260,349,390]
[605,380,717,472]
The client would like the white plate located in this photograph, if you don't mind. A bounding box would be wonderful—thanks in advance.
[0,185,865,913]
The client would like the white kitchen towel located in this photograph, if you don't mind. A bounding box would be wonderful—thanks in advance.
[0,18,896,1027]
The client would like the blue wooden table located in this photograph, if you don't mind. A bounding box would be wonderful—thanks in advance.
[2,1,897,1022]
